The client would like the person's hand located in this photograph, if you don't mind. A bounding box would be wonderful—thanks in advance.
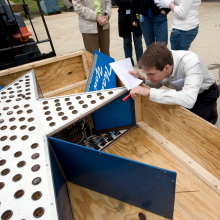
[132,22,137,27]
[130,86,150,99]
[96,16,108,26]
[102,15,109,26]
[128,68,145,81]
[154,0,174,9]
[218,84,220,92]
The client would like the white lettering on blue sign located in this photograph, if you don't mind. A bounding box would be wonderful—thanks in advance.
[94,66,113,91]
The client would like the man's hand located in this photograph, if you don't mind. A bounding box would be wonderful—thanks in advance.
[218,84,220,92]
[130,86,150,99]
[128,68,145,81]
[132,22,138,27]
[154,0,174,9]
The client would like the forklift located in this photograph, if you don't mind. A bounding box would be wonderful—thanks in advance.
[0,0,56,70]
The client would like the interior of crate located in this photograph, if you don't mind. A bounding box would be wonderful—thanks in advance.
[48,92,177,220]
[0,50,93,97]
[2,50,220,219]
[48,90,220,220]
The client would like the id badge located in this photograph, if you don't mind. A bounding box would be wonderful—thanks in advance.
[140,14,144,22]
[126,9,130,14]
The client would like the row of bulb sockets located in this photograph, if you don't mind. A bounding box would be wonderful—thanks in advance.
[1,207,45,219]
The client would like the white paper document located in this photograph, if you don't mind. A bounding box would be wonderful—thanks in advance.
[110,58,142,90]
[171,78,185,89]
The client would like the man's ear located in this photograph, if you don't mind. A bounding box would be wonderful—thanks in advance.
[164,64,171,72]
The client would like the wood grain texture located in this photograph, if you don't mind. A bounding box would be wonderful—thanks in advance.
[53,84,86,97]
[43,80,87,98]
[82,54,89,78]
[137,121,220,195]
[67,182,167,220]
[0,50,84,77]
[135,96,142,123]
[0,56,87,94]
[140,94,220,181]
[84,50,93,73]
[105,128,220,220]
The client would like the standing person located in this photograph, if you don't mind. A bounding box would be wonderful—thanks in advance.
[154,0,201,50]
[72,0,112,56]
[129,43,219,124]
[115,0,143,67]
[130,0,170,47]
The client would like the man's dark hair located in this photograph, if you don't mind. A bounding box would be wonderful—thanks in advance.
[139,42,173,71]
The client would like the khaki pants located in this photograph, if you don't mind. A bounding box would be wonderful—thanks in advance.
[82,23,110,56]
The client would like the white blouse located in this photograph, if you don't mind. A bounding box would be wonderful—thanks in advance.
[172,0,201,31]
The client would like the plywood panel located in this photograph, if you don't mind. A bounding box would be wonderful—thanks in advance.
[106,128,220,220]
[140,94,220,181]
[0,50,84,76]
[43,80,87,97]
[84,50,93,72]
[0,56,87,94]
[53,85,86,97]
[67,182,167,220]
[137,121,220,195]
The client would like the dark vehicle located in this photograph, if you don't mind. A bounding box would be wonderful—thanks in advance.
[0,0,56,70]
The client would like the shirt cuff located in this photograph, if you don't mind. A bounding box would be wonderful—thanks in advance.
[149,88,161,102]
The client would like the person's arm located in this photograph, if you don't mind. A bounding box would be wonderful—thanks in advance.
[104,0,112,19]
[72,0,97,21]
[130,0,139,26]
[172,0,194,19]
[149,63,203,109]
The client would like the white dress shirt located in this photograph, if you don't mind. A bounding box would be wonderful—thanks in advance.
[172,0,201,31]
[146,50,215,109]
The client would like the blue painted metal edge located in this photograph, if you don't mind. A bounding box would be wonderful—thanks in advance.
[49,137,176,219]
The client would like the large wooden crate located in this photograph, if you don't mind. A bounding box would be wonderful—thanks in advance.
[0,50,93,97]
[65,90,220,219]
[1,53,220,220]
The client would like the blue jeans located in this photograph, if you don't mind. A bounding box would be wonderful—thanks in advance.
[123,28,143,66]
[170,26,199,50]
[140,13,168,47]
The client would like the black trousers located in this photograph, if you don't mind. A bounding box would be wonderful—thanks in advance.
[189,83,219,124]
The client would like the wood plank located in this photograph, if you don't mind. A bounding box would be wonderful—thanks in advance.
[137,121,220,195]
[0,50,84,77]
[0,56,87,94]
[67,182,167,220]
[140,85,220,181]
[52,84,86,97]
[43,80,87,98]
[135,96,142,123]
[84,50,93,74]
[105,127,220,219]
[82,54,89,78]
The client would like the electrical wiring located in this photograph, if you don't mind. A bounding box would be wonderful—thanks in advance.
[77,134,84,145]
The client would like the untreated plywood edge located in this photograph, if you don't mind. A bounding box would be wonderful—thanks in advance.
[43,79,87,98]
[0,50,85,77]
[81,54,89,78]
[84,50,93,72]
[135,96,142,123]
[137,121,220,195]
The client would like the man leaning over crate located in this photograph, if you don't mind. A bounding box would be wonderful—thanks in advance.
[72,0,112,56]
[129,42,219,124]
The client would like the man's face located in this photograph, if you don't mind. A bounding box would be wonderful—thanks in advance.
[143,66,167,85]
